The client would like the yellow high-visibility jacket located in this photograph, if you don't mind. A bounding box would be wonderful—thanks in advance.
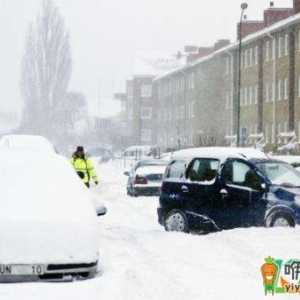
[71,157,98,184]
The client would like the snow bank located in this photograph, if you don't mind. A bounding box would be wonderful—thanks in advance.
[5,159,300,300]
[0,134,55,153]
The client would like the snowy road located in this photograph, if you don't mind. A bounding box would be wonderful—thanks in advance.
[2,160,300,299]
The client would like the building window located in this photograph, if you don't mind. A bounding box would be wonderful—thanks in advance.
[285,33,289,56]
[191,72,195,89]
[191,101,196,118]
[249,86,253,105]
[272,81,276,102]
[272,38,276,60]
[265,124,269,143]
[249,48,253,66]
[284,78,288,100]
[271,123,275,144]
[278,36,283,58]
[244,50,248,68]
[254,85,258,105]
[141,107,152,120]
[265,83,269,103]
[244,87,248,106]
[278,79,282,101]
[265,41,270,62]
[254,46,258,65]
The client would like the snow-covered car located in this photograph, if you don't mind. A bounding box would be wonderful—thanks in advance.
[271,155,300,169]
[124,160,168,196]
[87,147,114,163]
[0,148,106,282]
[0,134,56,154]
[158,147,300,233]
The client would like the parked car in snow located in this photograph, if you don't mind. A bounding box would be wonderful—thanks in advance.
[87,147,114,163]
[0,134,56,154]
[271,155,300,169]
[0,148,106,282]
[124,159,168,196]
[158,147,300,233]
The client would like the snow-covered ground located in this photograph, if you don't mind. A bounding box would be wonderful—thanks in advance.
[2,159,300,299]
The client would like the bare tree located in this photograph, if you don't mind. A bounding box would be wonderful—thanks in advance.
[20,0,72,137]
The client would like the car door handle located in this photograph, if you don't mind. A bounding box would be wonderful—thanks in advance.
[181,185,189,193]
[220,189,228,197]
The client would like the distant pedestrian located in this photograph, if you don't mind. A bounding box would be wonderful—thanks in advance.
[71,146,99,188]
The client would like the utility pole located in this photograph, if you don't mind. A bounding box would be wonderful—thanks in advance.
[237,3,248,147]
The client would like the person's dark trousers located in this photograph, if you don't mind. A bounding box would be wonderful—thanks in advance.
[85,182,90,188]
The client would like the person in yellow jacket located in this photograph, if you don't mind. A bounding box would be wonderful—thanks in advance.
[71,146,99,188]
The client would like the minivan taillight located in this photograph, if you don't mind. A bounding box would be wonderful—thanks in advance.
[135,175,148,184]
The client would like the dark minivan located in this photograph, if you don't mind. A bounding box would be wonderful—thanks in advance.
[158,147,300,233]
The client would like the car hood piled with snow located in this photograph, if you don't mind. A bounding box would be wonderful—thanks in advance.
[0,149,99,264]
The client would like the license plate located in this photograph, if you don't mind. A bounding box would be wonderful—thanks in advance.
[0,264,45,276]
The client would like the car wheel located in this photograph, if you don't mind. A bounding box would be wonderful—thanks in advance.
[164,209,189,233]
[268,212,295,228]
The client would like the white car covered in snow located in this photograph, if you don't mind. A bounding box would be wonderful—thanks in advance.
[0,148,105,282]
[0,134,56,154]
[125,161,167,196]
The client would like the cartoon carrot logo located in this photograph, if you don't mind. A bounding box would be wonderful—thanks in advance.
[261,257,278,295]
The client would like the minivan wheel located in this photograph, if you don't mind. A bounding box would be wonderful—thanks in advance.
[164,210,189,233]
[269,212,295,228]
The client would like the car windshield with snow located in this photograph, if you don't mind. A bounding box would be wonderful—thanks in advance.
[0,148,106,282]
[158,147,300,233]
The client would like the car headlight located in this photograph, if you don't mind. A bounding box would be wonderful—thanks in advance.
[294,196,300,207]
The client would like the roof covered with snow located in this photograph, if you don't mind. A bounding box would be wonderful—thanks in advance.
[155,12,300,81]
[171,147,268,162]
[133,52,186,78]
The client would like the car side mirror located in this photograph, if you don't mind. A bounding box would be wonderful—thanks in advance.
[124,171,130,176]
[96,206,107,217]
[261,183,268,191]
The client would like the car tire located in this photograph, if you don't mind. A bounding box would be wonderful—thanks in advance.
[268,212,295,228]
[164,209,189,233]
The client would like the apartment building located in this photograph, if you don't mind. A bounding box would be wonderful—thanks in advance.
[153,0,300,152]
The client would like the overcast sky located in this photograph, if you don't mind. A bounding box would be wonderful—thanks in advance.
[0,0,292,119]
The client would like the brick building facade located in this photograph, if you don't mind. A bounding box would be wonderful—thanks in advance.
[152,0,300,152]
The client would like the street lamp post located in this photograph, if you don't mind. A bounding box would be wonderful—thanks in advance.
[237,2,248,147]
